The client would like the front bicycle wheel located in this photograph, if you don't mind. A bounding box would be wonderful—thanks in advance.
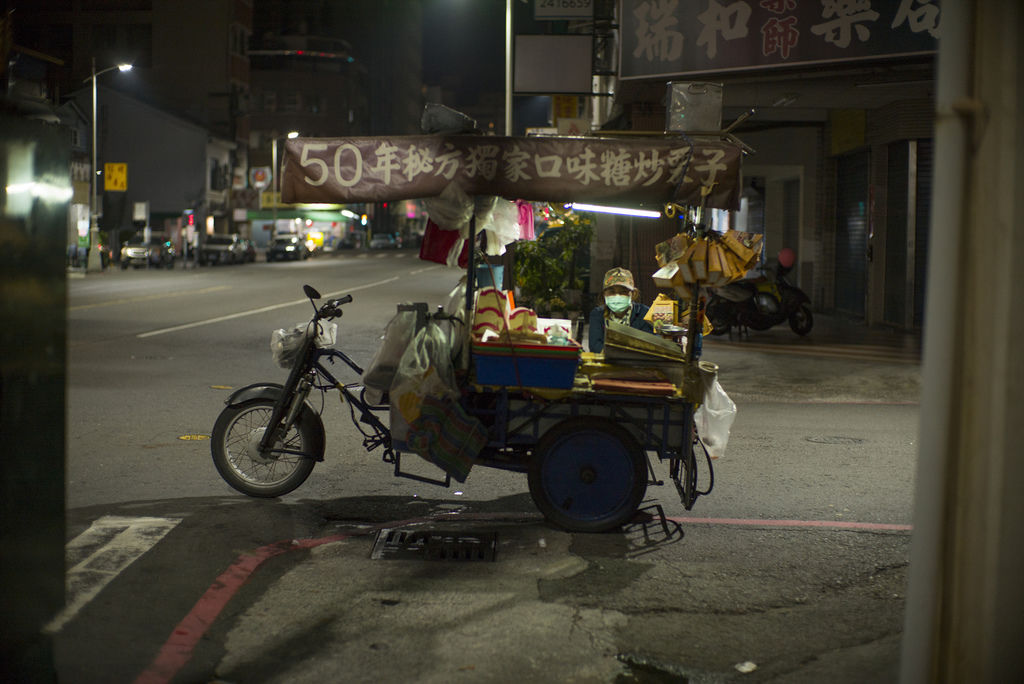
[211,399,320,497]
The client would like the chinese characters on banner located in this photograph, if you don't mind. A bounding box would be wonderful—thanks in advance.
[282,136,744,210]
[621,0,940,79]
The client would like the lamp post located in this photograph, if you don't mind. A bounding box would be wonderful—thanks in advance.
[86,57,133,272]
[505,0,512,136]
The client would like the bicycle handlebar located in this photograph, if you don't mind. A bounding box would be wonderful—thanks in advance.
[318,294,353,320]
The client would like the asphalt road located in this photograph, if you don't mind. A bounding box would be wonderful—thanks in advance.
[58,251,921,683]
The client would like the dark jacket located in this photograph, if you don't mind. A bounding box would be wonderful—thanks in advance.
[588,301,652,352]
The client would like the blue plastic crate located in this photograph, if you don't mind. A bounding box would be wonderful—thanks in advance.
[472,342,580,389]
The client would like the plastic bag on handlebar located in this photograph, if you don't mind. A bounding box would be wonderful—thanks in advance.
[270,321,336,369]
[270,324,311,369]
[694,377,737,460]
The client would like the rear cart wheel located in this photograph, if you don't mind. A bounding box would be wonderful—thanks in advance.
[528,418,647,532]
[211,398,320,497]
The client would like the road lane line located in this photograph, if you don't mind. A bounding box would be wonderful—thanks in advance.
[136,276,399,338]
[70,286,230,312]
[44,516,182,635]
[410,264,444,275]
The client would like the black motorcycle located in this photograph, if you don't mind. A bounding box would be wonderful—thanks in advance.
[706,249,813,336]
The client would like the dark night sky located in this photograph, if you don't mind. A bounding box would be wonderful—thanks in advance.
[421,0,506,106]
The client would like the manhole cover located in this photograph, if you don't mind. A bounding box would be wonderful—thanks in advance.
[370,528,497,562]
[804,435,865,445]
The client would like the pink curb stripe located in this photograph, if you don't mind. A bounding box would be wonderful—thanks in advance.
[670,516,912,531]
[133,534,348,684]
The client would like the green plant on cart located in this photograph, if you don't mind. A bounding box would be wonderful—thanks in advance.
[513,205,593,316]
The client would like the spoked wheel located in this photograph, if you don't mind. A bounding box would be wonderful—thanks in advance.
[211,399,320,497]
[789,303,814,336]
[528,418,647,532]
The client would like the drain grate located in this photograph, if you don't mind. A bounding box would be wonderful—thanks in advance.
[370,528,497,562]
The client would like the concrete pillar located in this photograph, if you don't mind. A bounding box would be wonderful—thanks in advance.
[902,0,1024,680]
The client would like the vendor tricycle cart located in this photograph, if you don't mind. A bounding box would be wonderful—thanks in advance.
[211,128,750,532]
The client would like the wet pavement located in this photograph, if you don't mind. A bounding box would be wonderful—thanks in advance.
[52,313,921,683]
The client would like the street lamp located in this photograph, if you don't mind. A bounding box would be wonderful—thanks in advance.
[86,58,133,272]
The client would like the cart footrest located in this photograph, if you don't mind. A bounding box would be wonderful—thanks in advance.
[390,449,452,488]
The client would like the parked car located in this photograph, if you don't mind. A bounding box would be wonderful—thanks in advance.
[369,233,398,249]
[200,233,244,265]
[119,234,176,269]
[267,234,310,262]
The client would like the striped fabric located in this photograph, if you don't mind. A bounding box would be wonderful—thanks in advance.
[407,395,487,482]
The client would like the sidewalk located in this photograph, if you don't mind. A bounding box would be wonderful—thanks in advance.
[707,311,921,356]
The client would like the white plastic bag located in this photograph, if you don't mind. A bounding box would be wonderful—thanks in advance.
[482,198,522,256]
[361,309,419,394]
[389,321,457,443]
[270,324,309,369]
[423,182,474,233]
[694,377,736,459]
[443,280,468,365]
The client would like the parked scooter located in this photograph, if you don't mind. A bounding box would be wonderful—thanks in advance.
[706,247,813,336]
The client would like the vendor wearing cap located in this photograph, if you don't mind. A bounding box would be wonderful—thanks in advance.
[588,267,653,353]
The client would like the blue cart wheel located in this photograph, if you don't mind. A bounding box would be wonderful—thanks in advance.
[528,418,647,532]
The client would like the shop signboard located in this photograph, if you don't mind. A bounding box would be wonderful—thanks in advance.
[535,0,593,21]
[619,0,941,80]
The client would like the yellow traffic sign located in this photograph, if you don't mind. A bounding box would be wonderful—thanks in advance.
[104,163,127,191]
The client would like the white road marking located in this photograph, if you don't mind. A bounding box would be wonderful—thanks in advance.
[410,264,445,275]
[136,276,400,338]
[70,286,231,312]
[44,515,182,634]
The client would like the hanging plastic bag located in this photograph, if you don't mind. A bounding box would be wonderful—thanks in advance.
[443,279,468,366]
[361,308,420,397]
[694,377,736,459]
[423,182,474,233]
[481,198,521,256]
[389,321,457,444]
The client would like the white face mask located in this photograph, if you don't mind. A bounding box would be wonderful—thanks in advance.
[605,294,631,313]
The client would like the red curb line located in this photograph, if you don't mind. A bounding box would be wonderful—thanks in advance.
[133,511,906,683]
[670,516,912,531]
[133,534,347,684]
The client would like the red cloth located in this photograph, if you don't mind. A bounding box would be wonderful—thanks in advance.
[419,219,468,267]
